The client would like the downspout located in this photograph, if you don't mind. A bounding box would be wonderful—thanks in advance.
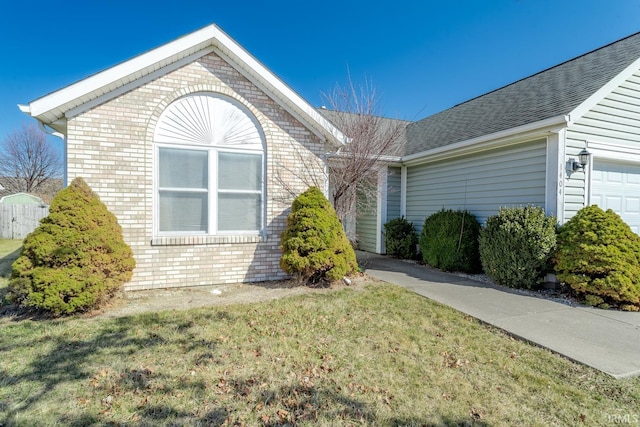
[37,121,68,187]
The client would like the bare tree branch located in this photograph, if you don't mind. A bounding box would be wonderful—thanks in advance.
[321,74,408,224]
[269,74,407,245]
[271,139,326,209]
[0,124,63,193]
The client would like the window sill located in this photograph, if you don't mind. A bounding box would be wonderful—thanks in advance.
[151,234,264,246]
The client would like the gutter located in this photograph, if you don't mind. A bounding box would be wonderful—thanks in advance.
[36,120,65,140]
[18,103,66,140]
[325,152,401,163]
[402,114,570,166]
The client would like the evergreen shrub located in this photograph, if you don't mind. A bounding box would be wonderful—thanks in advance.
[8,178,135,315]
[554,205,640,311]
[479,205,556,289]
[280,186,357,285]
[383,217,418,259]
[419,209,481,273]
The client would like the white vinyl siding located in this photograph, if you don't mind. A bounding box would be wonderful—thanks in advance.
[405,139,547,234]
[565,70,640,221]
[356,197,378,252]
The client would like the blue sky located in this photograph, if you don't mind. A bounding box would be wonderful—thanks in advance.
[1,0,640,151]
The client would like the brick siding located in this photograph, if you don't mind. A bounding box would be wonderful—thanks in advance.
[66,52,327,290]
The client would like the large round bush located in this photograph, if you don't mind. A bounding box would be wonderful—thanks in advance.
[479,205,556,289]
[280,186,357,285]
[383,217,418,259]
[8,178,135,315]
[554,205,640,311]
[419,209,481,273]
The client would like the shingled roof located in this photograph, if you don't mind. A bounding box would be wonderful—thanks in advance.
[318,108,410,154]
[404,31,640,156]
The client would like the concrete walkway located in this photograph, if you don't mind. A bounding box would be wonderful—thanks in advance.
[357,251,640,378]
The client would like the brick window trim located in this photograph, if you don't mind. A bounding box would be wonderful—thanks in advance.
[151,234,265,246]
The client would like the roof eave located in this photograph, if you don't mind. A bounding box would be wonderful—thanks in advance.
[21,24,346,146]
[402,114,569,166]
[27,26,220,119]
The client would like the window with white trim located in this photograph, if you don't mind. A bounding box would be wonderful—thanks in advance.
[154,93,264,235]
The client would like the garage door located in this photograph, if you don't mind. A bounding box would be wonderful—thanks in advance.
[591,159,640,234]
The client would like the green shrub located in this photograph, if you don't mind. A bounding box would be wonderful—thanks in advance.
[554,205,640,311]
[479,205,556,289]
[8,178,135,315]
[280,186,357,285]
[383,217,418,259]
[419,209,481,273]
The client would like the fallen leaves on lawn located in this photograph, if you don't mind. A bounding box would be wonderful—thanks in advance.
[442,351,469,369]
[470,407,484,420]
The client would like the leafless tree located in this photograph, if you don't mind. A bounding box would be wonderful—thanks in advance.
[322,75,408,224]
[0,124,62,193]
[271,74,407,245]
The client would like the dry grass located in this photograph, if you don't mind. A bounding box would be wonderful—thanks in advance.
[1,281,639,426]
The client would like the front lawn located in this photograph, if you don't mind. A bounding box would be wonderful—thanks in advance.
[1,282,638,426]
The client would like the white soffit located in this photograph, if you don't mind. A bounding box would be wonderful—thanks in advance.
[22,24,346,146]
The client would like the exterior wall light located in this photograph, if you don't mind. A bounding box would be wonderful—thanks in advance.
[570,148,591,172]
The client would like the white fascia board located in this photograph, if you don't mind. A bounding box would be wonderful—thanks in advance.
[25,23,346,147]
[64,48,214,119]
[326,152,401,163]
[28,25,221,119]
[568,56,640,125]
[401,114,569,166]
[377,155,402,163]
[17,104,30,114]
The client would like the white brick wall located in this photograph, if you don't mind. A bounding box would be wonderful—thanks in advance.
[66,52,327,290]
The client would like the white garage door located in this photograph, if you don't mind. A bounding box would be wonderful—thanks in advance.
[591,159,640,234]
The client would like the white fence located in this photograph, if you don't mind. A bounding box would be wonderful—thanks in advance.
[0,204,50,239]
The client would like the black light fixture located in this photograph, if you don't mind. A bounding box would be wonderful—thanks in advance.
[571,148,591,171]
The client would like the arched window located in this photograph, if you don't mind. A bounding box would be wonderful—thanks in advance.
[154,93,264,235]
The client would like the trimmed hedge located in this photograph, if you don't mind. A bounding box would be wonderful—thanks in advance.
[419,209,481,273]
[8,178,135,315]
[383,217,418,259]
[479,205,556,289]
[554,205,640,311]
[280,187,357,285]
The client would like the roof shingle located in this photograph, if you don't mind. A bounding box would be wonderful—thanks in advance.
[404,31,640,156]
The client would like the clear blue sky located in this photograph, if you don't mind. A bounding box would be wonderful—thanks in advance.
[2,0,640,151]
